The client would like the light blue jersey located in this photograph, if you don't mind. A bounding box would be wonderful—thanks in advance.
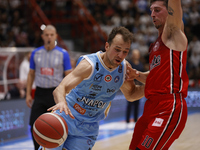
[44,51,127,150]
[67,51,126,122]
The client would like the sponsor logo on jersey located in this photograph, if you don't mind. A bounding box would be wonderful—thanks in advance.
[77,97,106,108]
[89,84,102,91]
[114,76,120,83]
[96,62,99,71]
[107,87,116,93]
[87,91,97,98]
[73,103,86,115]
[87,139,92,145]
[94,73,103,82]
[104,75,112,82]
[40,68,54,75]
[152,118,164,127]
[150,55,161,71]
[153,41,160,52]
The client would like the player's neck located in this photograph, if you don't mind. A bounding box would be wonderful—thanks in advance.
[101,53,114,69]
[158,27,164,36]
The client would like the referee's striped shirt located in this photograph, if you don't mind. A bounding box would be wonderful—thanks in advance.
[30,46,72,88]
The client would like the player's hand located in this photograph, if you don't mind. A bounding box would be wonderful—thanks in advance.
[26,95,33,108]
[47,101,75,119]
[126,65,140,80]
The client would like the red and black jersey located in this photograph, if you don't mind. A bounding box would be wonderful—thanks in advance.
[145,35,189,99]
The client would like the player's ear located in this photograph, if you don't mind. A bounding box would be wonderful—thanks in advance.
[105,42,109,51]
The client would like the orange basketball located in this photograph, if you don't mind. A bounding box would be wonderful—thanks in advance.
[33,113,68,148]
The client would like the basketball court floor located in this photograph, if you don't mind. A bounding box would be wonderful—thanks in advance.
[0,108,199,150]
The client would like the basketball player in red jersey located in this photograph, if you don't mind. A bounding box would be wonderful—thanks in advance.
[125,0,189,149]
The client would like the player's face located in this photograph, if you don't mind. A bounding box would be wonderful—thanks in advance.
[41,29,57,46]
[150,1,168,30]
[105,34,130,68]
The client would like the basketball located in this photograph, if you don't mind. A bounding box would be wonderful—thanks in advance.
[33,113,68,148]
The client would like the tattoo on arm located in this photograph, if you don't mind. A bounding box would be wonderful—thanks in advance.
[168,6,174,16]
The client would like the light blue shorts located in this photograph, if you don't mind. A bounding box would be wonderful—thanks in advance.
[39,110,99,150]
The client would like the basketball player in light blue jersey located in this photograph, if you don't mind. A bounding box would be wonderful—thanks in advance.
[39,27,145,150]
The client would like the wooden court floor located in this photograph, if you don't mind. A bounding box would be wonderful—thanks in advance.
[93,113,200,150]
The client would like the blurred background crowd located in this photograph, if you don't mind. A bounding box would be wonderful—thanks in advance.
[0,0,200,91]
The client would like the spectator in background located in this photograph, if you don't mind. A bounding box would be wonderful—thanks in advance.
[121,12,134,28]
[26,25,72,150]
[126,49,144,129]
[188,36,200,84]
[192,18,200,39]
[19,51,36,97]
[19,52,31,86]
[139,12,152,26]
[188,36,200,70]
[4,80,26,100]
[118,0,131,12]
[137,39,149,57]
[136,0,148,15]
[111,12,121,27]
[104,5,115,19]
[189,7,200,26]
[15,29,29,47]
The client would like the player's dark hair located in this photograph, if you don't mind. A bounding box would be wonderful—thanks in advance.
[150,0,168,8]
[107,26,133,45]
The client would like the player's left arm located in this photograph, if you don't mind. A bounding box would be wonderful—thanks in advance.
[162,0,188,52]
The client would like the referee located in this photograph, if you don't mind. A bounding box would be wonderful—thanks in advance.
[25,25,72,150]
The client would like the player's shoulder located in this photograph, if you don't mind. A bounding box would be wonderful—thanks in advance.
[77,55,94,68]
[77,52,98,64]
[75,58,93,78]
[85,51,99,58]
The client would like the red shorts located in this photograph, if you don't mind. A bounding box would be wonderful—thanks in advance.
[129,93,187,150]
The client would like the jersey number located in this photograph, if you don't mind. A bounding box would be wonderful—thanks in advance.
[141,135,154,149]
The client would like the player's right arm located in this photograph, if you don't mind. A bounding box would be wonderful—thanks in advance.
[48,59,92,119]
[162,0,187,52]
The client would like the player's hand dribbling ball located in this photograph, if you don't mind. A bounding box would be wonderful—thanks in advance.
[33,113,68,148]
